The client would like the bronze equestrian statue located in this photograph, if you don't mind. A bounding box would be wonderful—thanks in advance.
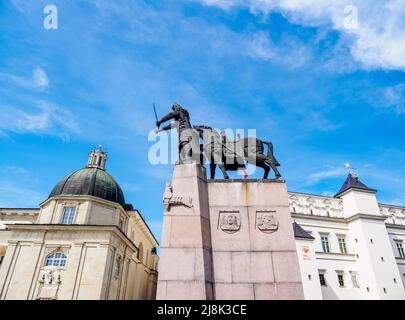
[154,103,281,179]
[194,125,281,180]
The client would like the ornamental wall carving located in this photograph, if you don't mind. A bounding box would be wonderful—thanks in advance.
[218,210,241,234]
[255,210,279,234]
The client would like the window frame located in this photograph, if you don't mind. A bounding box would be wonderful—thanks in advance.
[338,236,348,254]
[61,206,76,225]
[320,234,330,253]
[337,271,345,287]
[350,271,360,288]
[318,270,327,286]
[45,252,68,267]
[395,241,405,259]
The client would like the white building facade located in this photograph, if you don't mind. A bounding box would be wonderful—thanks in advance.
[290,174,405,300]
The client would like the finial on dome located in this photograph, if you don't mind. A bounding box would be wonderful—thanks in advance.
[87,145,107,170]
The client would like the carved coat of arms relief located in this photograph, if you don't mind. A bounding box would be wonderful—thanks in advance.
[256,210,279,234]
[218,211,241,234]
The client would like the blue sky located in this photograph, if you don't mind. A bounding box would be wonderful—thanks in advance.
[1,0,404,241]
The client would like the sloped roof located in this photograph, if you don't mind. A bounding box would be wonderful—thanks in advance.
[293,222,314,240]
[334,174,376,198]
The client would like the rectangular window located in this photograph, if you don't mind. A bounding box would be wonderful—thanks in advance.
[338,237,348,254]
[396,241,405,259]
[321,235,330,253]
[318,272,327,286]
[61,207,76,225]
[337,273,345,287]
[350,272,360,288]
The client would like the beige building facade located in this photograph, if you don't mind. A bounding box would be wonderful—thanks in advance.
[0,146,158,300]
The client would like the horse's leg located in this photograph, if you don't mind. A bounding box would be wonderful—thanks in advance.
[218,164,229,179]
[263,141,280,166]
[266,160,281,179]
[211,149,229,180]
[255,160,270,179]
[210,162,216,179]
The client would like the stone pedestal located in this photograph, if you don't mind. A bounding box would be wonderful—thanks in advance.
[156,163,214,299]
[156,163,304,300]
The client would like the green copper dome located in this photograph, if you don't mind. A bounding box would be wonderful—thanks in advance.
[48,146,125,207]
[49,168,126,207]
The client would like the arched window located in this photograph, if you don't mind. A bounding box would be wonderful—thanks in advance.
[46,252,67,267]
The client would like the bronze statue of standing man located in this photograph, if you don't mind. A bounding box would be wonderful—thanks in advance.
[155,102,200,163]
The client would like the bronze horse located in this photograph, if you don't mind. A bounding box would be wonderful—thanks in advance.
[194,125,281,180]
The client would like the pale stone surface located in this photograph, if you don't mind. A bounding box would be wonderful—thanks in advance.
[254,283,277,300]
[272,251,302,283]
[212,252,232,283]
[215,283,254,300]
[274,282,305,300]
[250,252,274,283]
[158,248,198,281]
[164,281,209,300]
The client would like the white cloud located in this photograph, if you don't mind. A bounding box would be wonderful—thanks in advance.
[307,166,346,185]
[0,67,49,88]
[200,0,405,71]
[0,101,80,138]
[247,32,312,69]
[32,67,49,87]
[380,84,405,115]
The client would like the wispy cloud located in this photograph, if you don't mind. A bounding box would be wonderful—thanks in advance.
[0,100,80,139]
[0,181,43,208]
[247,32,312,69]
[0,166,29,175]
[199,0,405,71]
[306,166,346,185]
[32,67,49,87]
[0,67,49,89]
[378,84,405,115]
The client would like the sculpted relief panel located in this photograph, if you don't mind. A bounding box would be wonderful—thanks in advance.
[255,210,279,234]
[218,211,241,234]
[36,268,61,300]
[163,182,194,212]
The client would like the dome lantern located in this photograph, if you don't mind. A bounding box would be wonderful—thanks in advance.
[87,145,107,170]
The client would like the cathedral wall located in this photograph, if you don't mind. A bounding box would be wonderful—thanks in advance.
[88,203,116,225]
[0,227,152,300]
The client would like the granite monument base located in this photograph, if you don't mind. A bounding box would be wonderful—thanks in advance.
[156,163,304,300]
